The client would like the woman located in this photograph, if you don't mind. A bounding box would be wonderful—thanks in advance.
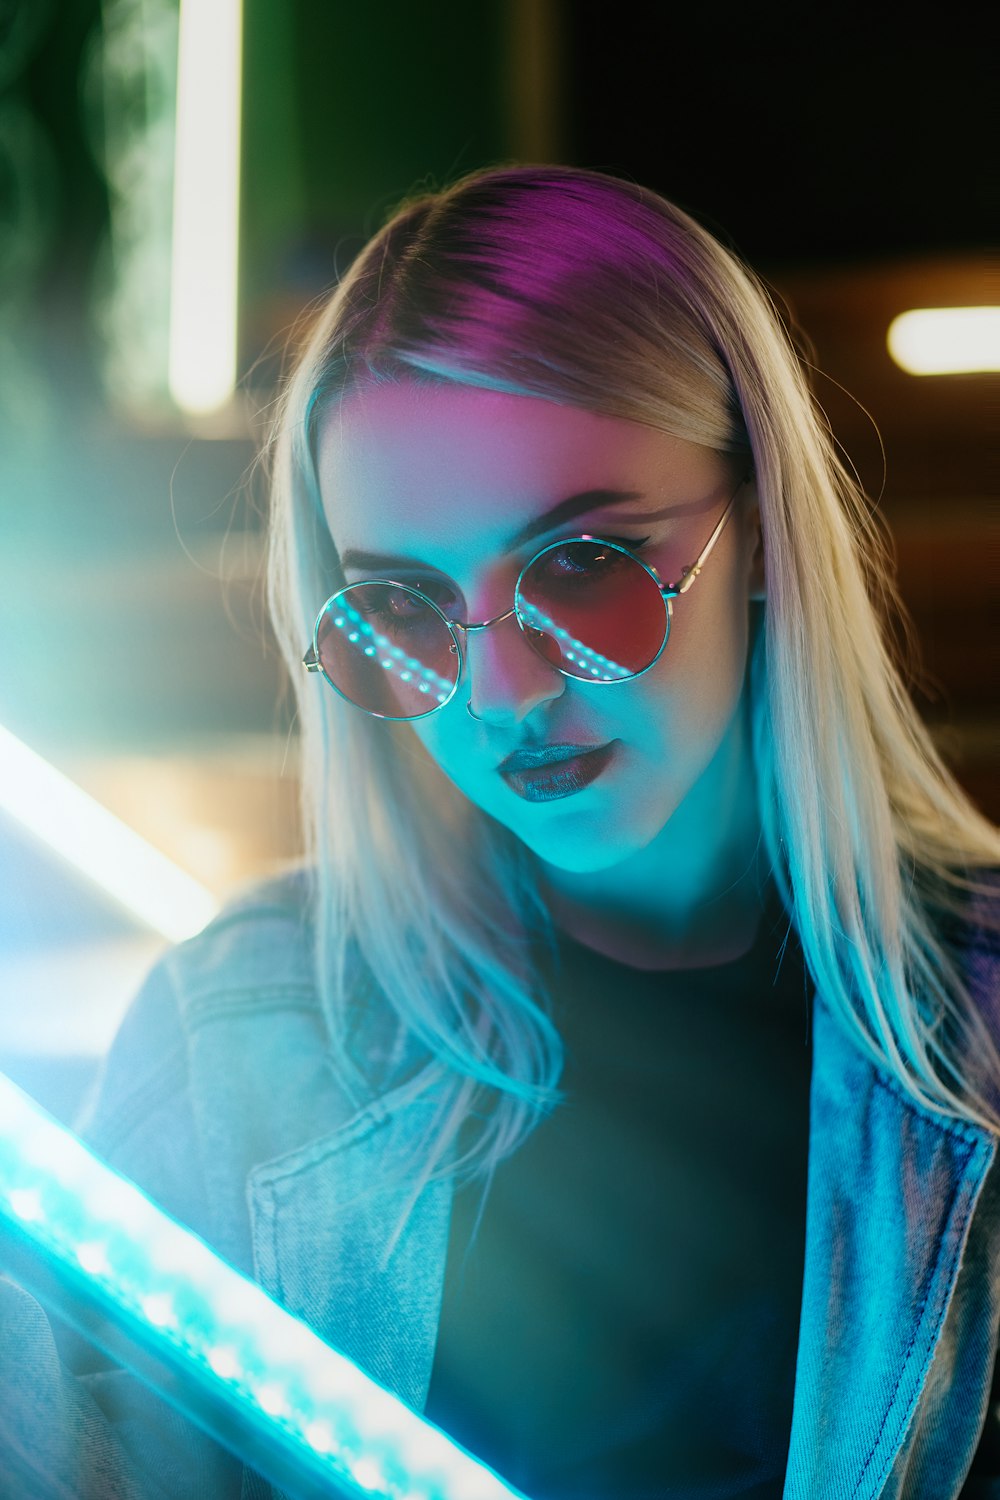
[3,163,998,1497]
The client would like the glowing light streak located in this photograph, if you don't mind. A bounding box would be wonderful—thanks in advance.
[0,725,218,942]
[332,604,454,701]
[887,307,1000,375]
[326,594,634,702]
[0,1073,530,1500]
[168,0,243,414]
[516,601,631,680]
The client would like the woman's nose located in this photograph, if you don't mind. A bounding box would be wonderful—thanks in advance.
[461,611,564,725]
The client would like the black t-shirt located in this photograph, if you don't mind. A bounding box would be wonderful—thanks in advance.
[424,893,814,1498]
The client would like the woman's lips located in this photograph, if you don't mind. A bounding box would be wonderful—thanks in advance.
[499,742,616,802]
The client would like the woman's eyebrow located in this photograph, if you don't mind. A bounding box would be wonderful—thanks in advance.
[338,487,645,572]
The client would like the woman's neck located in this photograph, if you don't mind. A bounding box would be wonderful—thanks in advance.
[539,705,766,971]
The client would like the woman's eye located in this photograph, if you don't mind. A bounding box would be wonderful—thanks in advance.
[384,589,431,619]
[544,537,649,577]
[398,580,459,614]
[350,580,458,630]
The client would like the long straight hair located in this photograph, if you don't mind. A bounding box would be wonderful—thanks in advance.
[265,164,1000,1197]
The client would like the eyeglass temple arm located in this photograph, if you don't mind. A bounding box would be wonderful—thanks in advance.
[303,647,320,671]
[666,478,748,597]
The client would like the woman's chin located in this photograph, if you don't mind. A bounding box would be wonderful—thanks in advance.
[519,813,661,879]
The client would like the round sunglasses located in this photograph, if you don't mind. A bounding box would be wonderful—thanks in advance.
[303,476,750,720]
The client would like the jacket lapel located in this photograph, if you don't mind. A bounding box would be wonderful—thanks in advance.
[784,997,997,1498]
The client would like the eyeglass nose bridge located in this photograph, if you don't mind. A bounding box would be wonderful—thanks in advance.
[450,605,520,638]
[450,600,563,679]
[447,574,668,688]
[449,602,564,717]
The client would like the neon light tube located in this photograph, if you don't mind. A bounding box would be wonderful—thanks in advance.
[169,0,243,415]
[887,306,1000,375]
[0,725,218,942]
[0,1072,530,1500]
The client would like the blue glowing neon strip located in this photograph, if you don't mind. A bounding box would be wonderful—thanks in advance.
[0,1073,530,1500]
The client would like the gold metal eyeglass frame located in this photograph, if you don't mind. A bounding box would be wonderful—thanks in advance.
[303,474,750,719]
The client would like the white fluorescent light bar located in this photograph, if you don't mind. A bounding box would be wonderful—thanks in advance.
[0,1072,530,1500]
[0,725,218,942]
[169,0,243,415]
[887,306,1000,375]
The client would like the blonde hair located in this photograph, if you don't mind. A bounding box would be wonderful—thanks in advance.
[265,163,1000,1196]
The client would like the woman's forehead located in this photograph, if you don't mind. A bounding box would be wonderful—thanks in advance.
[315,379,724,562]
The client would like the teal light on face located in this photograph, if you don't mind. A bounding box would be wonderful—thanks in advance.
[0,1073,530,1500]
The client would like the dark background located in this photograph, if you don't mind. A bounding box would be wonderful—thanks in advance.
[567,5,996,265]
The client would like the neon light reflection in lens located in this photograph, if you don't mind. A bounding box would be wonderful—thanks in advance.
[327,594,635,698]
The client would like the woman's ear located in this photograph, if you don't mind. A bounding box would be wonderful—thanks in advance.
[746,497,766,602]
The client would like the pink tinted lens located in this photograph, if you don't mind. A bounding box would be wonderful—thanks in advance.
[316,583,460,717]
[516,540,667,680]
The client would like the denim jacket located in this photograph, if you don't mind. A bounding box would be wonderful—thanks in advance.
[2,874,998,1499]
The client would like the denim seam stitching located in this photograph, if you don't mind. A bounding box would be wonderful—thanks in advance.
[868,1066,988,1150]
[258,1180,286,1307]
[185,989,321,1029]
[250,1095,416,1191]
[182,981,318,1006]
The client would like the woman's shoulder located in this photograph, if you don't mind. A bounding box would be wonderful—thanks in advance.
[81,868,397,1151]
[937,868,1000,988]
[77,870,385,1255]
[954,870,1000,1035]
[956,867,1000,938]
[161,865,320,1009]
[151,867,413,1097]
[925,870,1000,1101]
[82,869,330,1133]
[79,869,325,1134]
